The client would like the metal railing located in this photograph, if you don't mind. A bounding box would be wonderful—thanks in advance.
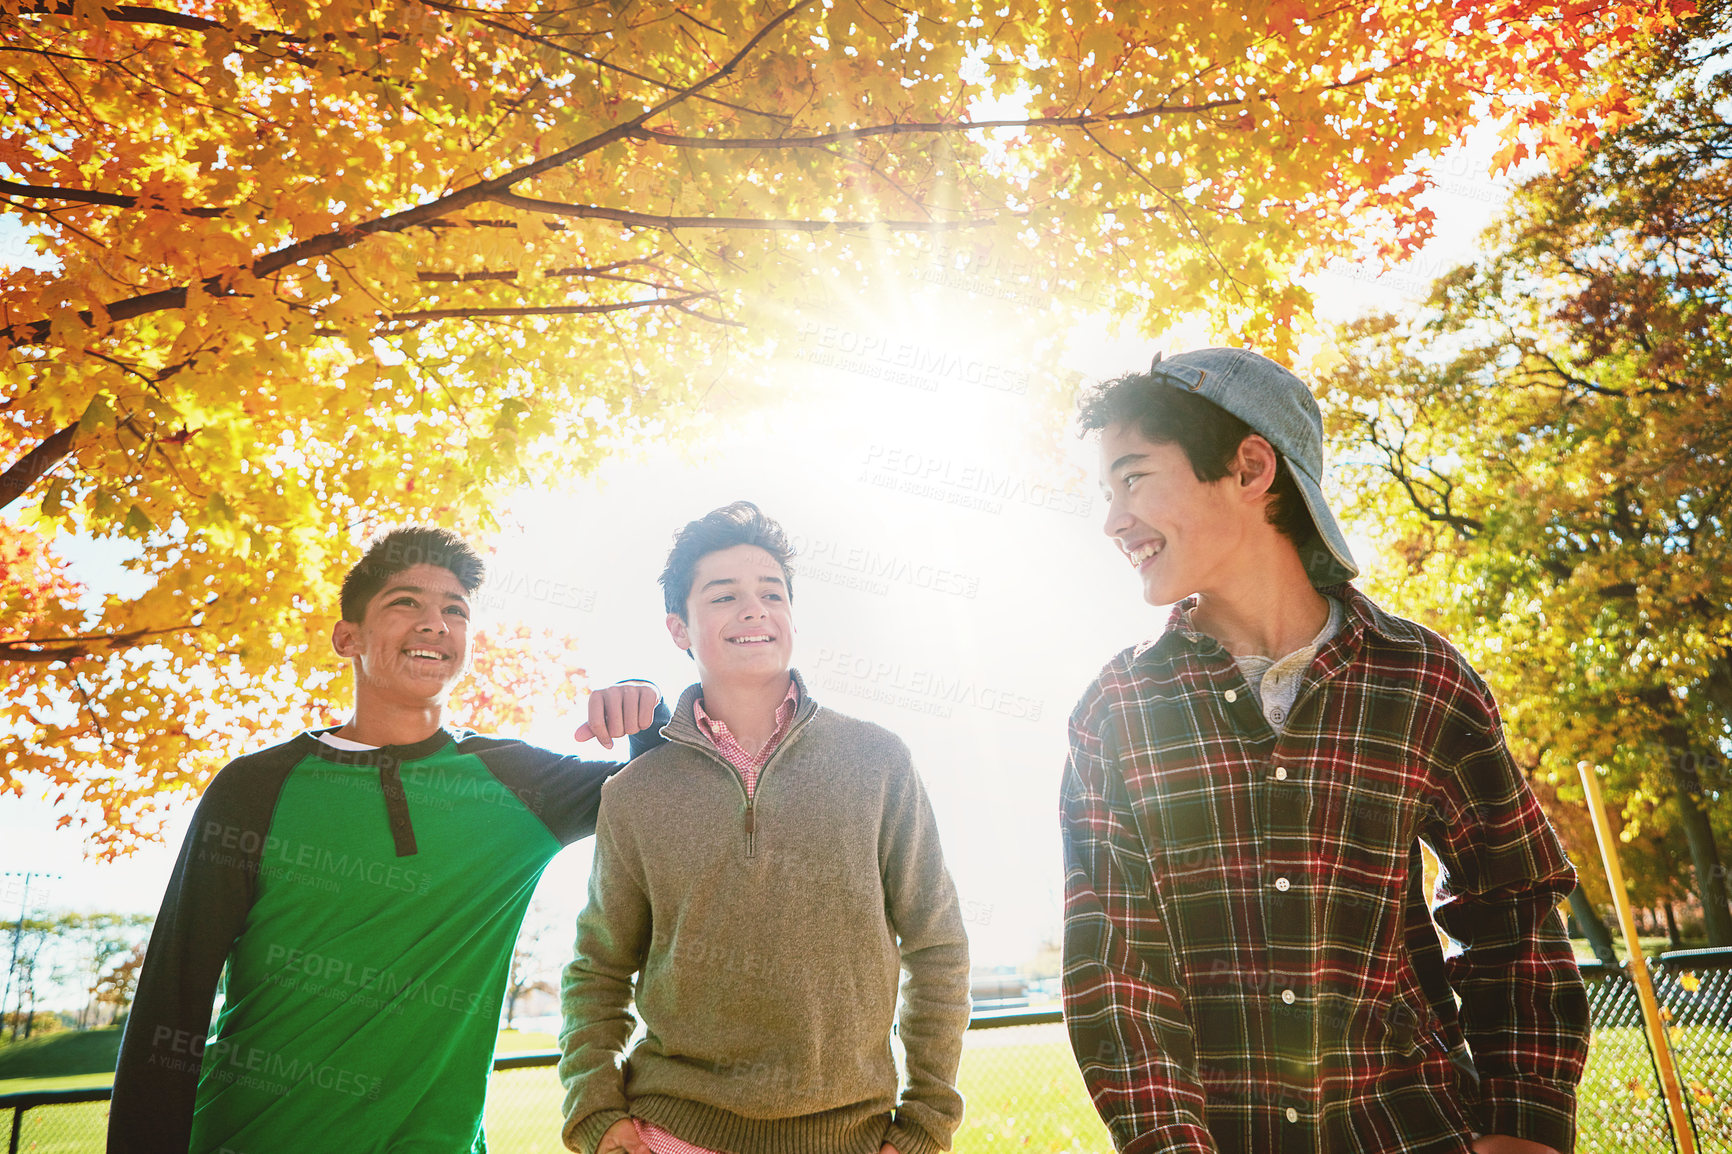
[8,958,1731,1153]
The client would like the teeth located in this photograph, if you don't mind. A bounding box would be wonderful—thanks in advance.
[730,635,772,644]
[406,649,445,659]
[1129,542,1162,566]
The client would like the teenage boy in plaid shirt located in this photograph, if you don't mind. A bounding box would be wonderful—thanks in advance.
[1061,349,1589,1154]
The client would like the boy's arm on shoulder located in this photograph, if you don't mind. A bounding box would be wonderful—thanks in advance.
[109,749,295,1153]
[624,691,672,759]
[559,791,651,1154]
[1424,669,1590,1152]
[573,681,671,755]
[464,687,671,846]
[1061,693,1219,1154]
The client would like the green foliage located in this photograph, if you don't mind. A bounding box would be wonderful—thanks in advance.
[1319,3,1732,932]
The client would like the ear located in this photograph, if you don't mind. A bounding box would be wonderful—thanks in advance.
[665,612,692,652]
[332,619,361,658]
[1234,435,1279,502]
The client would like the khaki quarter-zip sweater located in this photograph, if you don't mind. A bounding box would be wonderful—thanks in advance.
[559,673,971,1154]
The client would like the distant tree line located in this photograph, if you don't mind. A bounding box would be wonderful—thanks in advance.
[3,910,152,1041]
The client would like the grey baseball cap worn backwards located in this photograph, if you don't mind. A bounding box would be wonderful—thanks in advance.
[1146,347,1358,588]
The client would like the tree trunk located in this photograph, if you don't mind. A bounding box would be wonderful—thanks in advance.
[1568,889,1619,965]
[1669,753,1732,946]
[1664,901,1683,951]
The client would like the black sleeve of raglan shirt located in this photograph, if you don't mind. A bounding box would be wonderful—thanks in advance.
[108,740,308,1154]
[465,696,672,845]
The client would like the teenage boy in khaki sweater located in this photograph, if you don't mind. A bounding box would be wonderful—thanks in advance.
[558,502,971,1154]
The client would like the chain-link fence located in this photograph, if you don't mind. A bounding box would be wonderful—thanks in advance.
[9,958,1732,1153]
[1,1087,110,1153]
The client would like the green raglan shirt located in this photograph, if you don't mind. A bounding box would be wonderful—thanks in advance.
[109,717,667,1154]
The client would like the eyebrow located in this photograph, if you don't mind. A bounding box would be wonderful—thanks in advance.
[1107,451,1152,476]
[380,583,470,605]
[698,574,787,593]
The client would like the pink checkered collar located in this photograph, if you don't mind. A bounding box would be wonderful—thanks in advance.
[692,678,800,753]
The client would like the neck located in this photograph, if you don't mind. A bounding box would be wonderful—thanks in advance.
[335,694,446,748]
[1189,539,1332,659]
[698,671,793,753]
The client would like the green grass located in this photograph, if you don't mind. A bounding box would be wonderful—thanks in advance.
[0,1071,114,1095]
[479,1023,1115,1154]
[0,1026,122,1081]
[4,1023,1728,1153]
[494,1029,559,1054]
[1573,936,1682,966]
[950,1027,1112,1153]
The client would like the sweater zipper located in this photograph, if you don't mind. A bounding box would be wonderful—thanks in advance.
[668,709,818,859]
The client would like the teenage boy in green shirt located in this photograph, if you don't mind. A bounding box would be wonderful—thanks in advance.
[559,502,971,1154]
[111,526,668,1154]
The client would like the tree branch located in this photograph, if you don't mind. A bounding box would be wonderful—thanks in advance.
[416,270,518,283]
[385,293,719,322]
[0,179,228,217]
[0,1,815,350]
[623,96,1249,151]
[23,2,224,32]
[0,423,78,511]
[488,192,990,232]
[1361,415,1484,537]
[0,624,188,663]
[416,0,794,125]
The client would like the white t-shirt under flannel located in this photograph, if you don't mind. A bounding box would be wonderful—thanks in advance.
[1228,595,1343,733]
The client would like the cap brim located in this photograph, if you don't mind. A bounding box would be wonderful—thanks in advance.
[1285,460,1358,587]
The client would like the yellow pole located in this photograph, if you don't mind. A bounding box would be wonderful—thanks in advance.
[1577,761,1696,1154]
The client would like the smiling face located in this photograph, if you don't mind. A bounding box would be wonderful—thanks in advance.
[1099,421,1254,607]
[331,562,473,707]
[666,544,794,686]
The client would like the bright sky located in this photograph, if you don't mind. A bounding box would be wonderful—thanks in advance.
[0,125,1525,1006]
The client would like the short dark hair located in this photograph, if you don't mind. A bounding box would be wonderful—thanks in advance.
[659,502,796,620]
[340,526,486,623]
[1077,373,1313,547]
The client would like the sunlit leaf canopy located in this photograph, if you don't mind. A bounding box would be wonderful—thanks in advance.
[0,0,1693,853]
[1318,12,1732,938]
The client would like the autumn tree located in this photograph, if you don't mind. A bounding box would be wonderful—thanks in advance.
[56,911,154,1028]
[1,0,1693,851]
[91,942,147,1027]
[1320,0,1732,945]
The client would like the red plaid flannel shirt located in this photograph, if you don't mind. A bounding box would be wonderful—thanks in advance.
[1061,585,1588,1154]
